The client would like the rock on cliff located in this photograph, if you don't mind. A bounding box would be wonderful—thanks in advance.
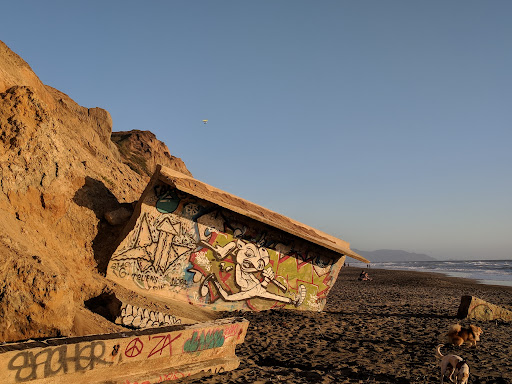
[111,130,192,177]
[0,40,191,342]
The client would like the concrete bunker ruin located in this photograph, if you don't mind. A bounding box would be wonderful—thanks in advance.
[106,165,368,313]
[0,317,248,384]
[0,166,368,384]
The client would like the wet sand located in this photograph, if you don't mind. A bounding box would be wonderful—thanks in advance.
[181,267,512,384]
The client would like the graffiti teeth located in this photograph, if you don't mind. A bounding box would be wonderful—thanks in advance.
[132,316,142,327]
[122,315,134,326]
[140,318,149,328]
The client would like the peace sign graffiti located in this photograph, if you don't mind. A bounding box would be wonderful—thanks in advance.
[125,338,144,358]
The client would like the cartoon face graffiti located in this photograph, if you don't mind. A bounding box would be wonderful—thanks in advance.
[199,239,306,308]
[236,241,269,273]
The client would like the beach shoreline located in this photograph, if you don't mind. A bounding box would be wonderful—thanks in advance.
[180,266,512,383]
[349,260,512,288]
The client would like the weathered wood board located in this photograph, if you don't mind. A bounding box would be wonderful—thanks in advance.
[0,317,248,384]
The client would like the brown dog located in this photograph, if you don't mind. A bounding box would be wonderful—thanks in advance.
[446,324,483,347]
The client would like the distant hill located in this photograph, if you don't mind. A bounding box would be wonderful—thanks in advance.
[352,249,436,262]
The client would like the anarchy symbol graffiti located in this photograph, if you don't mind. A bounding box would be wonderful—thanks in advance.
[125,338,144,358]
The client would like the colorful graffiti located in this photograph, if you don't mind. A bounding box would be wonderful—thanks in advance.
[194,237,307,309]
[184,330,224,353]
[108,185,344,312]
[1,318,248,384]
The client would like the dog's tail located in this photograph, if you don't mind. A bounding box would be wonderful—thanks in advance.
[446,323,462,336]
[435,344,445,359]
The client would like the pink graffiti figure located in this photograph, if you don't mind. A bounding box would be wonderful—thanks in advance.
[200,239,306,306]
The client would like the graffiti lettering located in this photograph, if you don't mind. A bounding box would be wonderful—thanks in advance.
[122,365,222,384]
[111,261,132,278]
[132,275,188,287]
[205,366,225,374]
[132,273,161,284]
[111,344,120,356]
[166,277,187,287]
[183,329,224,353]
[7,341,108,382]
[223,324,241,339]
[147,334,182,358]
[151,285,166,290]
[156,370,191,382]
[124,369,191,384]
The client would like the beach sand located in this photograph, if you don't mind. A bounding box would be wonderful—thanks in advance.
[181,266,512,384]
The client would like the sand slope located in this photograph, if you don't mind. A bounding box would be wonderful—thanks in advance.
[180,267,512,383]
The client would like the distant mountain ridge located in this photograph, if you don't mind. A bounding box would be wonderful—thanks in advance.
[352,249,436,262]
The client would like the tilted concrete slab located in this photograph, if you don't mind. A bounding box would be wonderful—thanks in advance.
[457,295,512,322]
[107,165,367,313]
[155,167,365,261]
[0,317,248,384]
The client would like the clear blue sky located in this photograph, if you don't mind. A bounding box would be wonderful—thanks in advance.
[3,1,511,260]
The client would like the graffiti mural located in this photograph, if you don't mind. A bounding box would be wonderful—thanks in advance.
[7,341,109,382]
[107,184,345,312]
[195,237,307,309]
[118,304,182,329]
[0,318,248,384]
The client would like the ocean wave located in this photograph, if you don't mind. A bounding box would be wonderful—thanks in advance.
[355,259,512,287]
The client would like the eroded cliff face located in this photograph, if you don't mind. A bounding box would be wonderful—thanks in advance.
[111,130,192,178]
[0,40,191,342]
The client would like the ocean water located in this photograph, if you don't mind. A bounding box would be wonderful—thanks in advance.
[350,260,512,287]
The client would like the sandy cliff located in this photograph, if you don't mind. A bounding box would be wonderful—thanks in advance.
[0,40,191,342]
